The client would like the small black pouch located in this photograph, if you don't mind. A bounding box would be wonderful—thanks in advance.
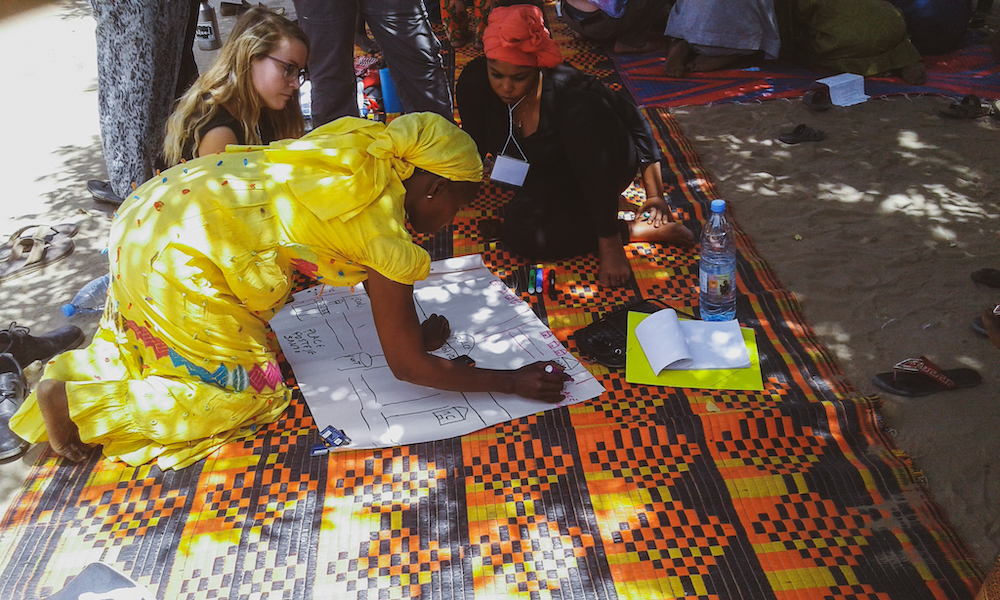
[574,299,662,369]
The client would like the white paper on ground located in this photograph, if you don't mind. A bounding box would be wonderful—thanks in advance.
[816,73,869,107]
[634,309,751,374]
[270,254,605,450]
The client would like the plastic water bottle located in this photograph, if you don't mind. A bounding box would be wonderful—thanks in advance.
[196,1,221,51]
[699,199,737,321]
[62,274,111,317]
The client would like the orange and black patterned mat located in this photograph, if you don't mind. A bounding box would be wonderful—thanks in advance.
[0,9,987,600]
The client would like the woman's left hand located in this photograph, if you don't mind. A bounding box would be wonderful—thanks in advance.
[421,314,451,351]
[637,195,674,228]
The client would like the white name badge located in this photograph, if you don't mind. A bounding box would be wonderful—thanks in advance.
[490,155,530,187]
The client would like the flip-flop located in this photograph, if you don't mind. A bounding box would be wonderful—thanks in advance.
[971,268,1000,288]
[778,124,825,144]
[971,316,988,337]
[0,224,78,265]
[873,356,982,397]
[0,229,75,282]
[937,94,992,119]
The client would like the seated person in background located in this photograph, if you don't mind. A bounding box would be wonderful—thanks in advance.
[163,6,310,165]
[889,0,969,56]
[775,0,926,84]
[456,5,695,289]
[558,0,672,54]
[11,113,569,468]
[663,0,781,77]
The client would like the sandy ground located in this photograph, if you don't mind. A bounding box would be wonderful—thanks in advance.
[0,0,996,578]
[671,98,1000,567]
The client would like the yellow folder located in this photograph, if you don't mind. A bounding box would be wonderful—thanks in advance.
[625,312,764,391]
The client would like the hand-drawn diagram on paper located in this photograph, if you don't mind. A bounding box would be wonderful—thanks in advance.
[270,255,605,450]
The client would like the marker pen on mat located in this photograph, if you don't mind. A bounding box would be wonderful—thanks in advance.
[528,267,536,294]
[547,269,556,300]
[535,267,543,294]
[542,269,550,296]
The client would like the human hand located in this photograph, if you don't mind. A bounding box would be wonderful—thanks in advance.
[511,362,571,402]
[637,195,673,228]
[421,314,451,351]
[483,154,496,179]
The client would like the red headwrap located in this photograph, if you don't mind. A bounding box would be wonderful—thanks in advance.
[482,5,562,69]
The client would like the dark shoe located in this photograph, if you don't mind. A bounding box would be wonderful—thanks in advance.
[0,354,27,461]
[971,268,1000,288]
[802,89,832,112]
[87,180,124,207]
[0,322,85,367]
[778,124,826,145]
[937,94,991,119]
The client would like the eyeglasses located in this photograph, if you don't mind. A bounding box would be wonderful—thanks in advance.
[265,55,307,85]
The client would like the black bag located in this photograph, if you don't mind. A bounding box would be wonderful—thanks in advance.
[574,299,662,369]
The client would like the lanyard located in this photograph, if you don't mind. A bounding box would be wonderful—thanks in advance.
[500,94,528,161]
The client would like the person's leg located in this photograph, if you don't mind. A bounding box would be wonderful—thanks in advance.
[293,0,361,125]
[611,0,671,53]
[36,380,91,462]
[175,0,201,100]
[364,0,453,119]
[91,0,191,197]
[663,38,690,77]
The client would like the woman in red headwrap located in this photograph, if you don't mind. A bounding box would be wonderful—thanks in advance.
[456,4,694,289]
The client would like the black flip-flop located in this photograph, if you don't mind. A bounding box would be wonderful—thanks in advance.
[937,94,992,119]
[778,124,825,145]
[971,268,1000,288]
[873,356,982,397]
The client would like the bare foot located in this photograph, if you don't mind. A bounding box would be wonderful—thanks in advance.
[983,304,1000,349]
[597,235,633,288]
[36,380,91,462]
[629,219,696,248]
[688,53,743,73]
[663,39,689,78]
[900,62,927,85]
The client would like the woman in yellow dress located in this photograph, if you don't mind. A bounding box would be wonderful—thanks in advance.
[11,112,569,470]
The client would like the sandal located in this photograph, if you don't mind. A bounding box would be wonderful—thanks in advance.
[873,356,982,397]
[937,94,992,119]
[802,89,832,112]
[778,124,826,145]
[0,225,76,282]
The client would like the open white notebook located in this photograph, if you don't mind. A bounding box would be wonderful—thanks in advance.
[634,309,751,374]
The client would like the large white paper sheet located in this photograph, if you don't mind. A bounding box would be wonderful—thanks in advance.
[269,255,605,450]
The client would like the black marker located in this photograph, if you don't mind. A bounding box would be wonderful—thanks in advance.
[547,269,556,300]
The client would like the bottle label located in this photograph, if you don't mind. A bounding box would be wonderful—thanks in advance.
[700,262,735,298]
[197,23,217,41]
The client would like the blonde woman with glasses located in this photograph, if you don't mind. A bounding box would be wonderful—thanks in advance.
[163,6,310,165]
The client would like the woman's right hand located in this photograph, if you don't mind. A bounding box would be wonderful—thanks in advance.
[510,362,571,402]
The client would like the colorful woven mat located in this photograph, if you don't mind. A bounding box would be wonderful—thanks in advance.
[613,43,1000,108]
[0,10,986,600]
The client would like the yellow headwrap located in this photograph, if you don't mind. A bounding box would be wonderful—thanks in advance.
[256,112,482,223]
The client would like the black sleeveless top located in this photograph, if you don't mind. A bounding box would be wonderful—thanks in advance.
[182,107,276,160]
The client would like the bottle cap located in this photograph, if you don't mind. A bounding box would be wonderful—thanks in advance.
[711,199,726,213]
[61,304,77,317]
